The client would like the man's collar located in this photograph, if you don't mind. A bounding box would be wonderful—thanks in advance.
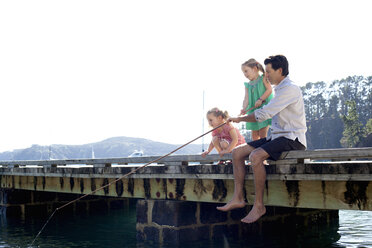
[274,76,290,90]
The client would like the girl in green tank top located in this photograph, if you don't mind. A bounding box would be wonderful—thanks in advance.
[240,59,273,140]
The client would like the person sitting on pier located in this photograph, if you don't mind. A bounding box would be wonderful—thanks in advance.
[216,55,307,223]
[201,108,245,165]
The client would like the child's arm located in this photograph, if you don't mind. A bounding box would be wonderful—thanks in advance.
[220,125,239,155]
[254,75,273,108]
[201,142,214,158]
[241,87,249,115]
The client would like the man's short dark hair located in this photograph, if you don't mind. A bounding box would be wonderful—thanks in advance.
[264,55,289,76]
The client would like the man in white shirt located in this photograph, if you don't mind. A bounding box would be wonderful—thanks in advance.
[216,55,307,224]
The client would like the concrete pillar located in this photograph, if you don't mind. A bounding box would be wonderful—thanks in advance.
[136,199,339,244]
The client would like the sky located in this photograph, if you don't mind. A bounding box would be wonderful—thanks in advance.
[0,0,371,153]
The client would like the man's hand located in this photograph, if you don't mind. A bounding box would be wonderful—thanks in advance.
[227,117,241,123]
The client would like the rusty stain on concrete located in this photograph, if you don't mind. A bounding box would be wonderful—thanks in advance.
[143,179,151,198]
[42,177,46,190]
[344,181,369,209]
[80,178,84,194]
[162,178,167,194]
[321,181,326,208]
[115,179,123,197]
[34,176,37,191]
[91,178,96,192]
[102,178,109,195]
[285,180,300,207]
[176,179,185,199]
[212,179,227,201]
[128,178,134,196]
[70,177,74,191]
[193,179,207,198]
[60,178,64,189]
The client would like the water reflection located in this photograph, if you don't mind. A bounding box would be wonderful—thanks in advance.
[0,206,371,248]
[336,210,372,248]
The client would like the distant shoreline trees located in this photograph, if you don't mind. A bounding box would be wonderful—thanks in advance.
[240,75,371,149]
[302,75,371,149]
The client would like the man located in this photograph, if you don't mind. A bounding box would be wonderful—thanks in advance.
[216,55,307,223]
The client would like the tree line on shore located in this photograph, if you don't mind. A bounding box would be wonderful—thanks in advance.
[302,75,371,149]
[240,75,371,149]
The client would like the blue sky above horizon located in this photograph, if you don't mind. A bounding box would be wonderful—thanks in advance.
[0,0,371,153]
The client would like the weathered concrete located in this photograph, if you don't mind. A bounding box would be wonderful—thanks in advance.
[136,199,339,244]
[1,148,368,244]
[1,161,371,211]
[0,188,131,217]
[0,148,371,211]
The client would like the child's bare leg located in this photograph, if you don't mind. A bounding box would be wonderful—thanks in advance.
[251,130,260,141]
[220,140,229,150]
[258,126,269,139]
[217,144,254,211]
[212,136,223,153]
[241,148,269,223]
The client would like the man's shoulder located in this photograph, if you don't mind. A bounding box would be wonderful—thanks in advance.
[277,78,301,93]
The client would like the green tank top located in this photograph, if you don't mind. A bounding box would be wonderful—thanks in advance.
[244,75,273,131]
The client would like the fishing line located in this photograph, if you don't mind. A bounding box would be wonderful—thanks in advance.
[30,105,262,246]
[30,121,228,246]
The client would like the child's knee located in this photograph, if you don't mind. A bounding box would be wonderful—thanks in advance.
[220,140,229,149]
[212,136,219,144]
[219,139,230,150]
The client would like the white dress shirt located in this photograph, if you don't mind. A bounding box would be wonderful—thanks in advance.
[254,77,307,147]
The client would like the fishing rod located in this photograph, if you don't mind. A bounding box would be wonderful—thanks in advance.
[30,104,263,246]
[30,122,227,246]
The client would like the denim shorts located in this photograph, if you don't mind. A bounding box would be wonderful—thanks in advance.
[248,137,306,160]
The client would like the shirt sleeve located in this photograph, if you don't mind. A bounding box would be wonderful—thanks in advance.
[254,84,301,122]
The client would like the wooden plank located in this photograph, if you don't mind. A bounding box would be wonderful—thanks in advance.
[0,147,371,167]
[283,147,372,159]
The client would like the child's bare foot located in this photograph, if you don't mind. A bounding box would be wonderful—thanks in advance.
[241,205,266,223]
[248,161,268,165]
[216,200,245,211]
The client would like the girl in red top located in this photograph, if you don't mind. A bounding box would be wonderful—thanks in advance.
[202,108,245,160]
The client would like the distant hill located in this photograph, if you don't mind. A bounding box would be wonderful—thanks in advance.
[0,136,205,161]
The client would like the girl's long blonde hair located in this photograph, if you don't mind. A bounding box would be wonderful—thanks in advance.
[207,107,229,120]
[242,58,265,75]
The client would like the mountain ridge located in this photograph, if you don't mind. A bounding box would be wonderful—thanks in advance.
[0,136,204,161]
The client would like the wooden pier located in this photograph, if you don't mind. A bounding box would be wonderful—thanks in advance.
[1,147,371,211]
[1,147,371,243]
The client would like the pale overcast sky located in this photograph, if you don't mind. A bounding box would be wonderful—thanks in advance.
[0,0,371,153]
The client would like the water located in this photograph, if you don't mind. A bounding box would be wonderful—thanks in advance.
[0,206,371,248]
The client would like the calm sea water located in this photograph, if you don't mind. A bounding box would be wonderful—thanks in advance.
[0,205,371,248]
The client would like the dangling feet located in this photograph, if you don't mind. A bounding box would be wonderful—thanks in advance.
[217,160,233,165]
[216,199,245,211]
[241,205,266,223]
[247,160,268,166]
[217,160,226,165]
